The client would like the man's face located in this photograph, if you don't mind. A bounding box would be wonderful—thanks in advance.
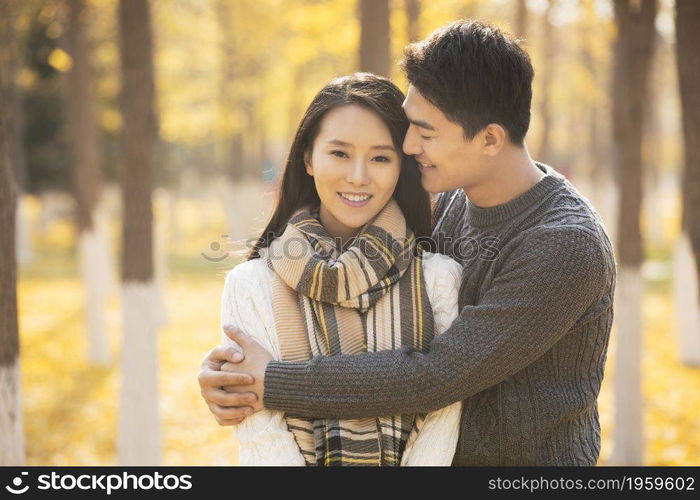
[402,85,489,194]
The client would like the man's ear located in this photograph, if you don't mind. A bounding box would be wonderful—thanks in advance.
[482,124,506,156]
[304,151,314,176]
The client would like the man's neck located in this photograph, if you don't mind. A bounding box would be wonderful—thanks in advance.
[463,145,545,208]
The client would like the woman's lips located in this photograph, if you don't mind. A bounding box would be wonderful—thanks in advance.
[337,192,373,208]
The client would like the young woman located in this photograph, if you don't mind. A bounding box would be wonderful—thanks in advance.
[220,73,462,466]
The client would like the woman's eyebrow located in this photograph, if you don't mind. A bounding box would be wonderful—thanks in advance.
[328,139,352,147]
[327,139,395,152]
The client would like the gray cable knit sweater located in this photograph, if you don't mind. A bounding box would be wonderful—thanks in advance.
[263,163,616,465]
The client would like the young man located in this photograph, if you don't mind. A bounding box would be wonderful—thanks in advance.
[198,20,616,465]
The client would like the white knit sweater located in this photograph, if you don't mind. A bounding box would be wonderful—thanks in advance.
[220,251,463,466]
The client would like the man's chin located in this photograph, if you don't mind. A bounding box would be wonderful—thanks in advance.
[420,177,441,194]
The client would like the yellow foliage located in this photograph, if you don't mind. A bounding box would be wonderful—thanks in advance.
[599,285,700,465]
[47,48,73,72]
[17,67,38,91]
[101,108,122,133]
[19,251,239,464]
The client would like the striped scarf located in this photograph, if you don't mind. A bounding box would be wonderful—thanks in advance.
[261,198,435,466]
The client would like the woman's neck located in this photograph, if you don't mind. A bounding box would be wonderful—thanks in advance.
[318,204,360,249]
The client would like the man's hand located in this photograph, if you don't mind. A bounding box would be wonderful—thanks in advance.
[219,325,273,414]
[198,325,274,426]
[198,341,258,426]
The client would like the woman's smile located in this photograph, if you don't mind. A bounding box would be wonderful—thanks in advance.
[337,192,374,207]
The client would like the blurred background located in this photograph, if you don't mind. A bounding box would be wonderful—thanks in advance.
[0,0,699,466]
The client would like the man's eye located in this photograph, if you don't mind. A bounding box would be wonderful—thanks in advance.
[330,150,349,158]
[421,135,433,141]
[373,155,391,163]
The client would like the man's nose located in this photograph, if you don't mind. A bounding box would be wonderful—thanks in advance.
[347,159,370,185]
[403,124,422,156]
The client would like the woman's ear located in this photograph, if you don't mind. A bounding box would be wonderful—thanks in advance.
[304,151,314,176]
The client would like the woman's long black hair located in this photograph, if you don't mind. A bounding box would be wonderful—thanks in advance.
[248,73,432,260]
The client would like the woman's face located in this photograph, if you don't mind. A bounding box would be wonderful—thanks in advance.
[305,104,401,243]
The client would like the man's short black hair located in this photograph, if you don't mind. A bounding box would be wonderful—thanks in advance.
[401,19,533,145]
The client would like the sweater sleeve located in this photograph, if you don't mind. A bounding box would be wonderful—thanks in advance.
[220,262,306,465]
[401,253,462,466]
[263,227,611,419]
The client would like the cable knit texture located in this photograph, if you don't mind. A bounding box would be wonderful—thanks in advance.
[221,252,463,465]
[264,163,617,466]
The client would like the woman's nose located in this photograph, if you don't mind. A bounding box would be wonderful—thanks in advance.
[347,159,370,185]
[403,124,422,156]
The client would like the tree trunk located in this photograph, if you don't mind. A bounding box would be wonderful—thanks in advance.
[579,3,616,240]
[216,0,245,182]
[514,0,527,40]
[117,0,160,465]
[405,0,420,42]
[610,0,657,466]
[674,0,700,366]
[0,1,31,267]
[642,29,665,247]
[65,0,113,365]
[0,47,24,466]
[359,0,390,77]
[535,1,556,164]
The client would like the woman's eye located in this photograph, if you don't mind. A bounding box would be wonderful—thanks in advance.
[372,155,391,163]
[330,150,349,158]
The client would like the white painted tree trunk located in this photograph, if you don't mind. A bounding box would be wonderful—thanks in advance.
[610,265,645,465]
[673,233,700,366]
[0,360,25,464]
[153,189,168,328]
[78,201,114,365]
[118,280,161,465]
[15,197,32,266]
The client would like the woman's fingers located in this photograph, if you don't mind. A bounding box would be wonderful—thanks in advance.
[200,344,244,371]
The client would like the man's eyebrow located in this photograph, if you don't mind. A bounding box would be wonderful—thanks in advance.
[408,119,436,131]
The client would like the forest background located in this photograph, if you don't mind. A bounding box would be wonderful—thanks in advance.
[0,0,699,466]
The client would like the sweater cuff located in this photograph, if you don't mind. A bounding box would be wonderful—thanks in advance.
[263,361,311,415]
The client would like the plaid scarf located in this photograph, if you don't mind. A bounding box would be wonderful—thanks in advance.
[261,198,435,466]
